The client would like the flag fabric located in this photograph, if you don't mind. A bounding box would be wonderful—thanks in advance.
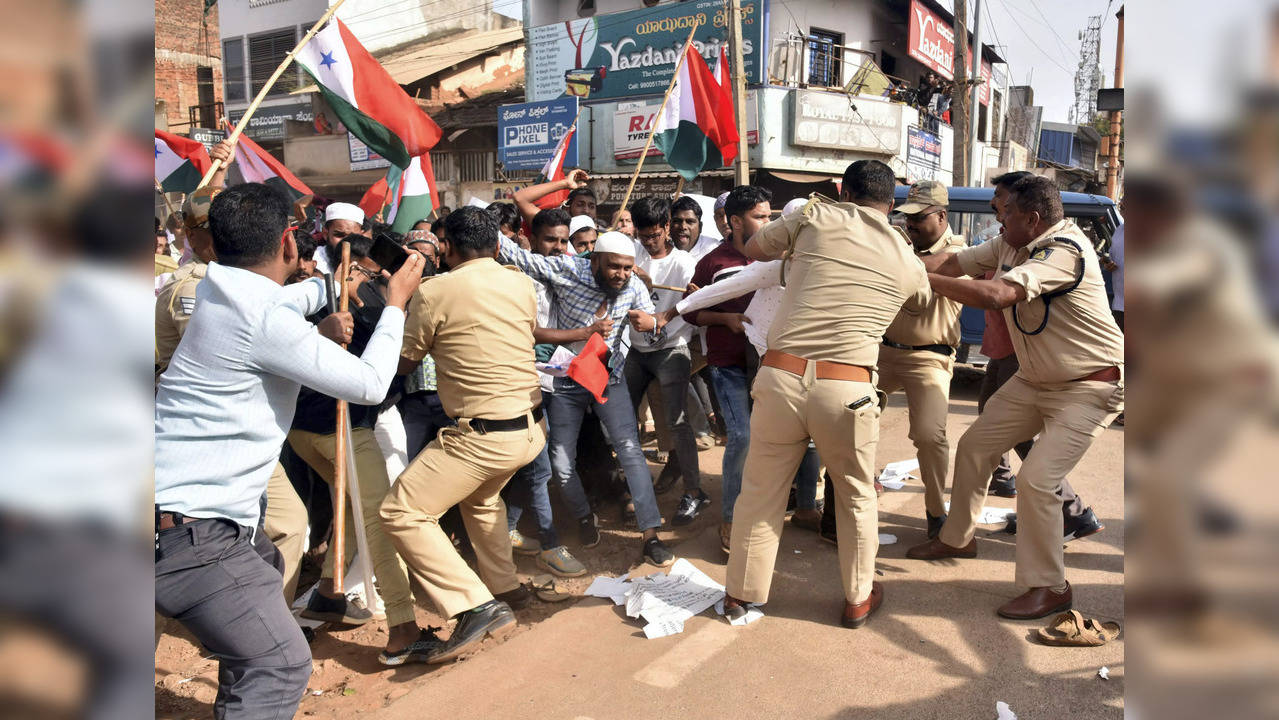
[532,122,578,210]
[296,19,441,168]
[652,47,739,182]
[713,46,730,89]
[154,130,211,193]
[358,176,391,220]
[567,333,610,404]
[385,153,440,233]
[224,121,313,202]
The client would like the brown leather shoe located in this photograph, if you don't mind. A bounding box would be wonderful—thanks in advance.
[906,537,977,560]
[841,581,883,628]
[997,583,1073,619]
[723,593,749,622]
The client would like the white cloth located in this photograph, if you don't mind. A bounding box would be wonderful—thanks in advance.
[677,259,784,355]
[373,405,409,483]
[687,234,722,262]
[314,245,333,276]
[1110,223,1125,312]
[631,248,696,351]
[154,263,404,528]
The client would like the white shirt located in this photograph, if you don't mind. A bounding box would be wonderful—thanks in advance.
[686,234,722,263]
[154,263,404,528]
[677,258,785,355]
[631,246,696,352]
[1109,223,1124,312]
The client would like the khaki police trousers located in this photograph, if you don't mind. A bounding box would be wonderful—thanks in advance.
[264,462,307,604]
[939,374,1123,588]
[288,427,418,627]
[727,365,881,604]
[876,345,954,517]
[381,416,545,618]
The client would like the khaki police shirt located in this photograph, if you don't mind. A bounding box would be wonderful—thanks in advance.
[155,261,206,381]
[955,219,1123,384]
[884,228,966,348]
[401,257,541,420]
[754,198,931,368]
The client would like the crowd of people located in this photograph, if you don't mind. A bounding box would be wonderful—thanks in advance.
[154,146,1123,717]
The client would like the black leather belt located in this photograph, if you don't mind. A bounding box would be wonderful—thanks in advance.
[882,340,955,357]
[469,406,544,435]
[156,510,197,531]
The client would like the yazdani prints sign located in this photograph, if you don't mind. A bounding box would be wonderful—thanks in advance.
[907,0,993,106]
[526,0,767,103]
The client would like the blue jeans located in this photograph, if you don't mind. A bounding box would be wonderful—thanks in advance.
[400,391,454,460]
[795,444,820,510]
[546,374,662,532]
[710,364,751,522]
[506,444,559,548]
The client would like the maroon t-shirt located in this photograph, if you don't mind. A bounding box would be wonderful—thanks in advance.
[682,242,753,368]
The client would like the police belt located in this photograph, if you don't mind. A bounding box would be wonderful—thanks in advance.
[881,340,955,357]
[762,350,873,383]
[464,406,544,435]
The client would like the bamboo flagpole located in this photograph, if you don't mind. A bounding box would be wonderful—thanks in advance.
[332,240,352,592]
[196,0,350,190]
[617,21,701,215]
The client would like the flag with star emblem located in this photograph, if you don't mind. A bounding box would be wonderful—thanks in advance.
[154,130,211,193]
[295,19,441,168]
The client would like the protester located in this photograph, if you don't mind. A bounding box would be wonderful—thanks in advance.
[513,168,594,225]
[316,202,365,275]
[625,198,703,522]
[611,208,634,237]
[155,183,423,716]
[712,191,731,239]
[495,227,676,567]
[683,185,772,553]
[569,214,598,254]
[383,206,546,663]
[670,195,722,261]
[723,161,930,629]
[907,176,1124,620]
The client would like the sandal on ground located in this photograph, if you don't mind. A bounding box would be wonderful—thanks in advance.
[531,574,573,603]
[1036,610,1121,646]
[377,626,445,666]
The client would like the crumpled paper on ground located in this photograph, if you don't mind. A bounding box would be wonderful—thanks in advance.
[586,559,728,638]
[878,459,920,490]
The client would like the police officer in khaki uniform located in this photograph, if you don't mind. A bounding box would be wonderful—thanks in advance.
[381,206,546,663]
[907,175,1124,619]
[724,161,930,629]
[879,180,966,539]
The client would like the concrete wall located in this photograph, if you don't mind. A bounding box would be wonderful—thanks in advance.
[155,0,222,131]
[338,0,518,54]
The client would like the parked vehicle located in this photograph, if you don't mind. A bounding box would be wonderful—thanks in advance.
[892,185,1122,366]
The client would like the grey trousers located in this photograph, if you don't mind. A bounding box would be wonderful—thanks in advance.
[980,355,1086,519]
[625,345,702,493]
[155,517,311,720]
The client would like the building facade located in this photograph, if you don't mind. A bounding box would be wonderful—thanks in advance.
[155,0,223,133]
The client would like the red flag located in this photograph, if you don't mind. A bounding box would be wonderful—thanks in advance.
[359,176,390,219]
[223,120,313,201]
[567,333,610,404]
[533,122,578,210]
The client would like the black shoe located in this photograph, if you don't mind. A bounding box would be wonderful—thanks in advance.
[1063,507,1105,543]
[578,512,601,548]
[494,583,533,610]
[642,537,675,567]
[672,491,711,526]
[300,591,373,626]
[377,626,444,666]
[926,512,947,540]
[654,463,682,494]
[428,600,516,664]
[818,520,837,545]
[988,475,1017,498]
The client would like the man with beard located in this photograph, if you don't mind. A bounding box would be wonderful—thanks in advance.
[496,229,677,567]
[670,195,722,262]
[314,202,365,275]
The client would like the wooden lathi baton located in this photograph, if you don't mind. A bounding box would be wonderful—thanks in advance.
[650,283,688,293]
[332,240,352,592]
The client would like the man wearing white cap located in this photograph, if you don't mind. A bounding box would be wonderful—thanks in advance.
[496,229,678,567]
[315,202,365,275]
[568,215,598,255]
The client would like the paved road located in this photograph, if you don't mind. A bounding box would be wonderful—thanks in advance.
[372,372,1125,719]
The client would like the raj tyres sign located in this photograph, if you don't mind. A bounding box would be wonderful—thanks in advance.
[526,0,767,102]
[497,98,579,171]
[906,0,993,105]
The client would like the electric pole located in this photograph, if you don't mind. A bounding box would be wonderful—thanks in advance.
[728,0,750,185]
[951,0,969,187]
[1105,5,1123,199]
[966,0,983,187]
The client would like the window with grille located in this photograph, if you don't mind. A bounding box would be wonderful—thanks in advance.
[806,29,843,87]
[248,28,299,98]
[223,37,246,102]
[458,151,494,183]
